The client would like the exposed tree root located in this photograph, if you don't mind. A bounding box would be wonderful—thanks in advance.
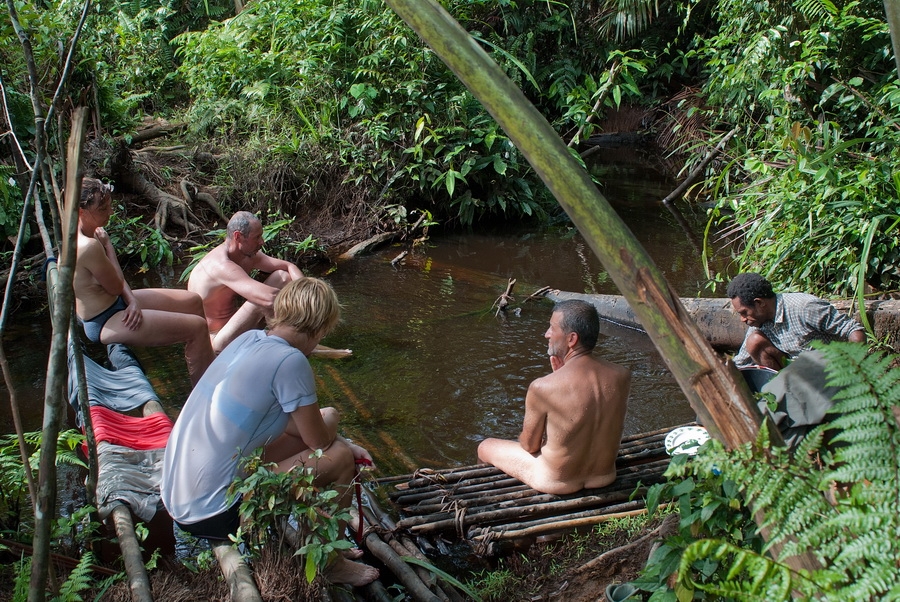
[110,143,226,238]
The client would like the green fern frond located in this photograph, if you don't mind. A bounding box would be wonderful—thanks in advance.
[662,342,900,599]
[678,539,806,600]
[793,0,838,21]
[50,551,97,602]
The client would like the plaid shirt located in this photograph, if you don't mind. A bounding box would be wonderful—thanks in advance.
[733,293,864,367]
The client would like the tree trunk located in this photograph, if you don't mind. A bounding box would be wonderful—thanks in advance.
[884,0,900,79]
[30,107,87,602]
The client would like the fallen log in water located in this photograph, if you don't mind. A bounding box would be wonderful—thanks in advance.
[545,290,900,351]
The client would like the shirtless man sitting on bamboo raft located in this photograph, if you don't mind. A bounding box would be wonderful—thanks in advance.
[477,300,630,495]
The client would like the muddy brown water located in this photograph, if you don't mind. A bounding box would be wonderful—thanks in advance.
[1,148,730,478]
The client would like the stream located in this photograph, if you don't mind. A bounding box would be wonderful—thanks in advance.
[1,146,730,478]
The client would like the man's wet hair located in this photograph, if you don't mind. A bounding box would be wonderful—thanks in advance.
[227,211,259,238]
[79,178,113,209]
[726,273,775,306]
[553,299,600,351]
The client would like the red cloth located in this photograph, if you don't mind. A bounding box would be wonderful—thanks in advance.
[86,405,173,450]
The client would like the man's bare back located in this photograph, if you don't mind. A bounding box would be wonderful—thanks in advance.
[527,354,629,489]
[478,300,630,495]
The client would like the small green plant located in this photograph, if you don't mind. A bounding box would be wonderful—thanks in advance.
[105,211,174,271]
[469,566,522,602]
[229,449,354,583]
[181,547,217,573]
[635,451,765,600]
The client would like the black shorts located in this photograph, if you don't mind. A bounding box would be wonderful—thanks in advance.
[175,502,241,541]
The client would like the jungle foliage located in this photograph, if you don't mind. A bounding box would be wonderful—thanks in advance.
[638,341,900,600]
[3,0,900,596]
[2,0,899,294]
[687,0,900,297]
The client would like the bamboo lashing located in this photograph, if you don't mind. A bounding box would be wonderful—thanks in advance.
[375,424,685,551]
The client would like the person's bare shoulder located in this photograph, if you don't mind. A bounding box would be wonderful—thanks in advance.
[526,372,556,405]
[77,236,108,268]
[191,244,237,283]
[595,357,630,379]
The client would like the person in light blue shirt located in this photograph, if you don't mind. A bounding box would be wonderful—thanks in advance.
[161,277,378,586]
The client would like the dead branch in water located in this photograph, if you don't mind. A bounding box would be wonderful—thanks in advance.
[492,278,516,316]
[525,286,551,302]
[391,250,408,266]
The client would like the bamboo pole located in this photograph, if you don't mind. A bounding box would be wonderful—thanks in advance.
[471,499,648,536]
[363,534,441,602]
[380,464,497,489]
[388,429,675,497]
[391,477,514,502]
[403,486,540,514]
[361,500,441,593]
[396,458,668,510]
[360,500,459,602]
[399,488,639,533]
[401,466,504,490]
[29,107,87,602]
[110,504,153,602]
[364,487,400,534]
[404,467,666,516]
[477,507,648,542]
[622,425,684,442]
[212,543,263,602]
[393,478,526,505]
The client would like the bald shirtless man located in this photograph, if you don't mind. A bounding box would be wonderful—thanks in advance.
[477,300,630,495]
[188,211,304,354]
[189,212,351,357]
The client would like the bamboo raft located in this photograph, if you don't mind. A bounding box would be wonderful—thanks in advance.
[369,424,682,560]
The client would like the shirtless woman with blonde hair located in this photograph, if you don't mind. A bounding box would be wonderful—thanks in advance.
[73,178,214,385]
